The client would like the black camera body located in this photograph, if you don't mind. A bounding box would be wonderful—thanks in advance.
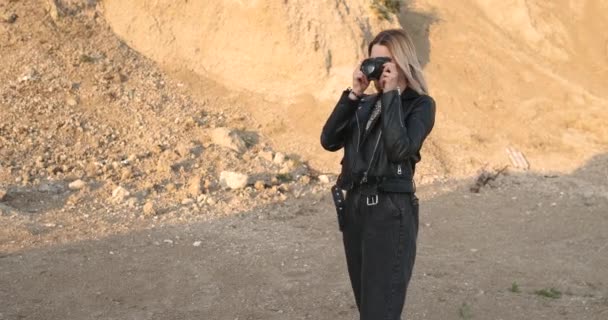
[360,57,391,81]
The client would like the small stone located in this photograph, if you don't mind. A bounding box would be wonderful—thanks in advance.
[273,152,286,165]
[0,188,7,201]
[6,13,18,24]
[85,163,98,177]
[18,68,39,82]
[318,175,331,184]
[165,183,176,192]
[68,179,86,190]
[0,203,12,215]
[254,180,266,190]
[193,241,202,247]
[188,176,202,196]
[66,97,78,107]
[299,175,311,185]
[163,239,174,245]
[182,198,194,205]
[258,151,274,162]
[111,186,130,203]
[210,128,246,153]
[176,143,191,157]
[126,197,138,208]
[583,190,595,207]
[219,171,249,190]
[271,176,279,185]
[120,168,132,181]
[143,201,157,216]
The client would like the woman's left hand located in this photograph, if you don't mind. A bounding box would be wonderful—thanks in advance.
[381,62,399,92]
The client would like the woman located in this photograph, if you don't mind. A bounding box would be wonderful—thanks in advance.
[320,29,435,319]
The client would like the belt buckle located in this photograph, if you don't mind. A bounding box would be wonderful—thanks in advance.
[366,194,379,206]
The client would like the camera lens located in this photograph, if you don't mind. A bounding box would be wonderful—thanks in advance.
[363,64,375,75]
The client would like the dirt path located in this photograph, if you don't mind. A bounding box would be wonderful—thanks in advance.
[2,156,607,320]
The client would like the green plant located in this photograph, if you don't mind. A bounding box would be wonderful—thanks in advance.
[371,0,402,21]
[458,302,473,320]
[534,288,562,299]
[276,173,293,183]
[509,281,521,293]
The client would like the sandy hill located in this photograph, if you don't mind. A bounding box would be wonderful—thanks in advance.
[99,0,608,180]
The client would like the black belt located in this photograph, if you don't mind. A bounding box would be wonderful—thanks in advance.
[352,177,416,193]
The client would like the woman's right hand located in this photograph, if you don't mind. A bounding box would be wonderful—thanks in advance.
[350,61,370,100]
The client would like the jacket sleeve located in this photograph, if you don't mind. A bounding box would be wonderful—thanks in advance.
[320,90,359,151]
[380,90,436,162]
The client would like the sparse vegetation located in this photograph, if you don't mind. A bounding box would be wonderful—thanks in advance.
[458,302,473,320]
[509,281,521,293]
[534,288,562,299]
[371,0,402,21]
[277,173,294,183]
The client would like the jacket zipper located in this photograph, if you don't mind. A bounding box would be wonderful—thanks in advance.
[361,132,382,183]
[355,111,361,152]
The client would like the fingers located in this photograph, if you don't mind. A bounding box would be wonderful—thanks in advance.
[382,62,397,74]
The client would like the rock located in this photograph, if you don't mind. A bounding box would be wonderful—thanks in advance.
[18,68,40,82]
[126,197,138,208]
[165,183,176,192]
[273,152,286,165]
[196,194,206,203]
[203,179,214,191]
[188,175,202,196]
[182,198,194,205]
[176,143,191,157]
[193,241,202,247]
[0,187,7,201]
[318,175,331,184]
[6,13,18,24]
[143,201,157,216]
[254,180,266,190]
[66,97,78,107]
[68,179,86,190]
[211,128,246,153]
[120,167,133,181]
[299,175,311,185]
[0,203,13,216]
[270,176,279,185]
[85,163,98,177]
[163,239,174,245]
[259,151,274,162]
[582,191,595,207]
[219,171,249,190]
[111,186,130,203]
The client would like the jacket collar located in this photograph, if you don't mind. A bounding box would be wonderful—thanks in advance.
[401,86,420,101]
[357,86,420,121]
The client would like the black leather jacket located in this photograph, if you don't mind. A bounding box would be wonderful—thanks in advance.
[320,87,436,193]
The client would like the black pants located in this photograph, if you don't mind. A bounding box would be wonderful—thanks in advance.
[341,187,419,320]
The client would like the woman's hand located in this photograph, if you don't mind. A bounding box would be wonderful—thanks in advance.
[381,62,399,92]
[351,61,370,99]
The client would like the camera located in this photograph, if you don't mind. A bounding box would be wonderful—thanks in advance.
[360,57,391,81]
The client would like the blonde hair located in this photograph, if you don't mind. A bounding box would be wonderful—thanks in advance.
[368,29,428,94]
